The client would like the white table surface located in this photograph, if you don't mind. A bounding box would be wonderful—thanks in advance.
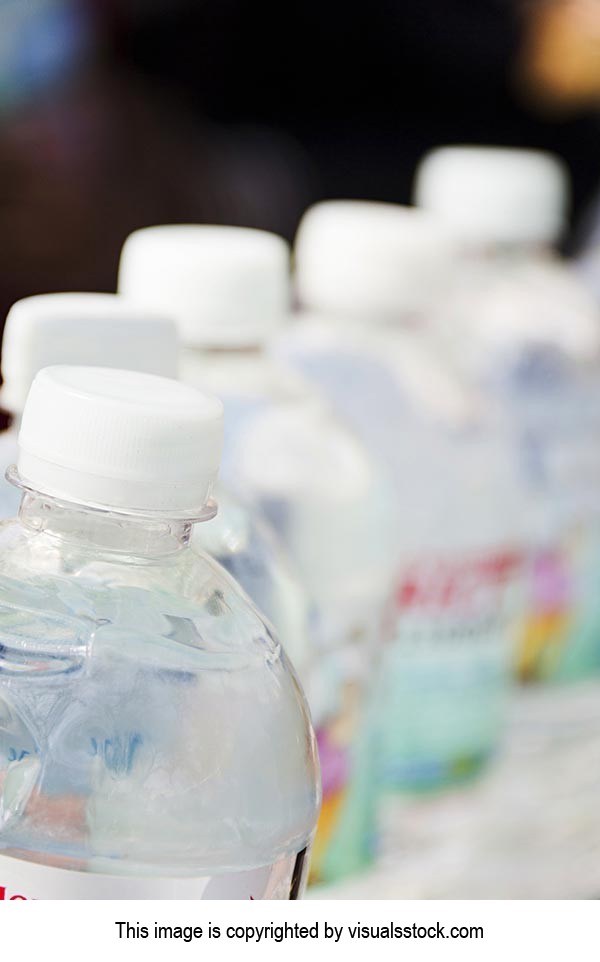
[310,680,600,899]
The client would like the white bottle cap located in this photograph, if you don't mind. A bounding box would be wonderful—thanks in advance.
[2,293,179,415]
[118,225,290,348]
[294,201,456,320]
[17,366,223,518]
[414,146,569,246]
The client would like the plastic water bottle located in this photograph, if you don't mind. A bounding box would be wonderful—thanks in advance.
[119,225,397,884]
[196,486,315,680]
[0,366,319,900]
[0,292,313,681]
[282,200,525,795]
[415,146,600,682]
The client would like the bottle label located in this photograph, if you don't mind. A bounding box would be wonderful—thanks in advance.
[0,849,308,900]
[310,646,376,887]
[377,550,522,790]
[391,551,522,621]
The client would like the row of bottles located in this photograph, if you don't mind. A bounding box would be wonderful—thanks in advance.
[285,146,600,895]
[0,143,599,898]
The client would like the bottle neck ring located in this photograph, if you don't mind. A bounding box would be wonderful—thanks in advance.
[8,468,215,558]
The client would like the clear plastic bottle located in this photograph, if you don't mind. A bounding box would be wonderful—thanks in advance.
[119,225,397,884]
[0,366,319,900]
[415,146,600,683]
[196,486,314,680]
[0,293,313,681]
[281,200,525,797]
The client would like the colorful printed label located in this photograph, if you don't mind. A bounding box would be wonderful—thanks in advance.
[309,647,376,887]
[377,551,522,792]
[517,547,573,681]
[391,551,522,617]
[518,526,600,683]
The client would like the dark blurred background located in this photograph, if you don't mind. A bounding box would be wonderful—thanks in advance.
[1,0,600,325]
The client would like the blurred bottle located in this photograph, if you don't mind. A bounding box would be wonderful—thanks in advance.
[277,201,525,800]
[0,292,312,681]
[0,366,319,898]
[0,293,178,518]
[119,224,398,884]
[196,486,314,681]
[415,146,600,683]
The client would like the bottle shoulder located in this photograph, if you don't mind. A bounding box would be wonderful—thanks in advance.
[0,520,283,665]
[0,519,320,872]
[449,255,600,363]
[183,349,381,499]
[182,349,311,405]
[193,487,314,680]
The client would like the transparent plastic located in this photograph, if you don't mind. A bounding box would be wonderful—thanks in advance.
[0,482,320,897]
[182,349,396,640]
[437,243,600,683]
[195,485,315,682]
[0,426,20,520]
[0,425,314,688]
[275,313,526,794]
[181,346,397,884]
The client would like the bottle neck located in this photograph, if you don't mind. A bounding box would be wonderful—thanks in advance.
[460,239,554,262]
[16,488,194,559]
[180,341,288,402]
[299,303,428,333]
[183,343,265,360]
